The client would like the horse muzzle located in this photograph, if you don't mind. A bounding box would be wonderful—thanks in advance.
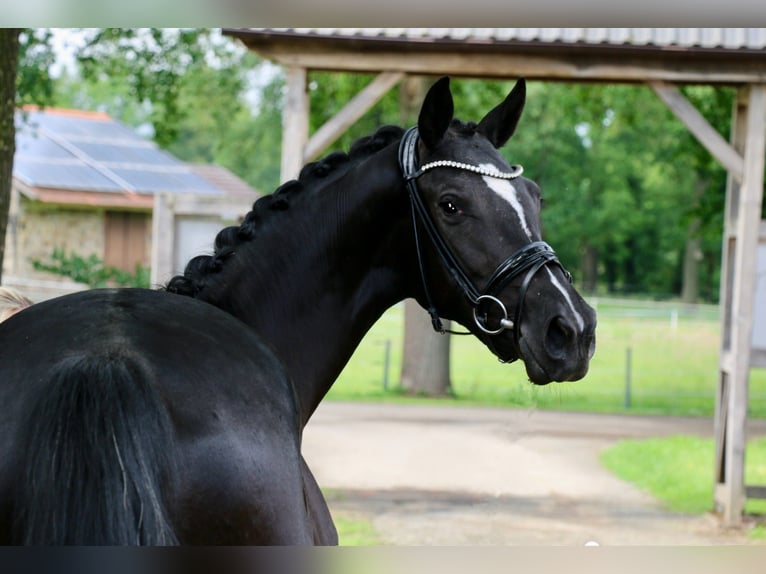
[520,301,597,385]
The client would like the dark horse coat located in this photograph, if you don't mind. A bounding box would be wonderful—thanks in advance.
[0,290,317,544]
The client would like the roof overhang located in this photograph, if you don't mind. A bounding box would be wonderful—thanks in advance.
[224,28,766,84]
[15,180,154,210]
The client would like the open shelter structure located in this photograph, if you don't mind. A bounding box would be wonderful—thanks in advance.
[224,27,766,525]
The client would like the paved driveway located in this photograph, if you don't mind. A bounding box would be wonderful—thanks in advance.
[302,402,766,545]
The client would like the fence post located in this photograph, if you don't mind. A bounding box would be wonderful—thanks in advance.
[624,346,632,409]
[383,339,391,391]
[670,308,679,330]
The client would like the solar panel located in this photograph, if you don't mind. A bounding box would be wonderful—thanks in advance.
[13,109,232,198]
[31,112,139,140]
[14,158,123,192]
[111,168,222,195]
[75,142,180,167]
[15,132,73,160]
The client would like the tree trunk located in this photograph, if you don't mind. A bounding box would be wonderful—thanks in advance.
[581,244,599,294]
[398,75,452,397]
[400,299,452,396]
[681,234,702,304]
[0,29,21,283]
[681,178,707,305]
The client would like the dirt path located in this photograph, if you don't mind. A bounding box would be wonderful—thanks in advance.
[302,402,766,545]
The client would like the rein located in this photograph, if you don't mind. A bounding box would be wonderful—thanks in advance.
[398,127,571,361]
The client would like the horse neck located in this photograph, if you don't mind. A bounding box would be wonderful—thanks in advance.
[205,145,415,426]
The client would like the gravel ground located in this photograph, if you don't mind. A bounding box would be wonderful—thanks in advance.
[302,402,766,545]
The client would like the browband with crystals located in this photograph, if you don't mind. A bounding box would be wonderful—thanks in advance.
[406,159,524,182]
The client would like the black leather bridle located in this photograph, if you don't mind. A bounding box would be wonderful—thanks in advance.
[398,127,572,361]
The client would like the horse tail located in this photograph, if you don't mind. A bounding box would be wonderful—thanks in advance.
[13,352,178,545]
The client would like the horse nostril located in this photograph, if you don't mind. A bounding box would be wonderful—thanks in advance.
[587,331,597,359]
[545,316,574,359]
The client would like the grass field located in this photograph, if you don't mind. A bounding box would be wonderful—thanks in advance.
[601,435,766,539]
[329,297,766,419]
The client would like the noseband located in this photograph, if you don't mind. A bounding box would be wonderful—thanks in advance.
[398,127,571,361]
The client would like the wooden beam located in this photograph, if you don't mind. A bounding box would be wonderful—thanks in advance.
[281,66,309,183]
[714,375,729,484]
[304,71,404,163]
[150,193,175,288]
[247,47,766,85]
[150,193,251,287]
[714,88,748,516]
[745,485,766,499]
[752,221,766,368]
[649,81,744,183]
[162,195,251,219]
[715,84,766,526]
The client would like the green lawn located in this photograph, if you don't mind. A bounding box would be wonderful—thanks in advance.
[329,299,766,419]
[323,490,382,546]
[333,515,381,546]
[601,435,766,539]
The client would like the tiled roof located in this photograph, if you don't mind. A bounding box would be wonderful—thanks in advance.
[13,107,243,198]
[235,28,766,51]
[187,163,260,200]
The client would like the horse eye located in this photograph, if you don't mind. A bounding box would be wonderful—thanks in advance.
[439,200,460,216]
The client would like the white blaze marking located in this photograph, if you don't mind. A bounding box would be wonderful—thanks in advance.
[479,163,582,330]
[546,267,585,331]
[480,164,532,240]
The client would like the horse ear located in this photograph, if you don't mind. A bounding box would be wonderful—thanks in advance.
[477,78,526,148]
[418,76,454,151]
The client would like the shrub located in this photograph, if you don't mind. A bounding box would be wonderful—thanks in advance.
[32,248,150,289]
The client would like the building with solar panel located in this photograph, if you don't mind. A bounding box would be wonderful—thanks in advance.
[4,107,259,301]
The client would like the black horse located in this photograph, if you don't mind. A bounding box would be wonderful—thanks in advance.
[0,77,596,545]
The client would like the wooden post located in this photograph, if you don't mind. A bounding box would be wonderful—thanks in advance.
[151,193,175,287]
[649,81,744,183]
[150,193,253,288]
[281,66,309,183]
[714,84,766,525]
[304,71,404,163]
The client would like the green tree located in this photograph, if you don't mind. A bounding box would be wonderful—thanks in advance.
[509,81,719,299]
[0,28,56,283]
[0,29,20,283]
[676,86,732,303]
[214,75,284,194]
[59,28,281,195]
[76,29,236,148]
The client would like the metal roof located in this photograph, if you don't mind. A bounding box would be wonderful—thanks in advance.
[234,28,766,52]
[227,27,766,84]
[13,108,229,198]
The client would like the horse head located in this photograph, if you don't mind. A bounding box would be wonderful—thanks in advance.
[404,77,597,384]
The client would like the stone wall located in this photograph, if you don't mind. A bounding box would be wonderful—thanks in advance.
[4,187,156,281]
[8,196,106,281]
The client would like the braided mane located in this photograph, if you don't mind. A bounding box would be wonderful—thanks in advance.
[165,125,405,298]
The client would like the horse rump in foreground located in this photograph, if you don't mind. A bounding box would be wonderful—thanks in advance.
[0,77,596,545]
